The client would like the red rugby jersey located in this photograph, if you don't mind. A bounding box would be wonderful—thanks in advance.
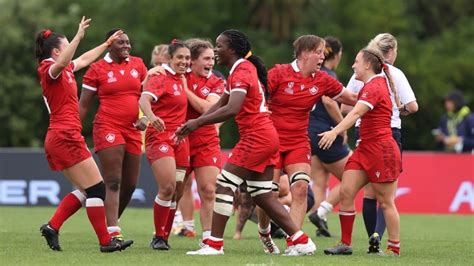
[38,58,82,130]
[267,60,344,149]
[186,71,225,137]
[357,74,393,142]
[226,59,274,135]
[82,54,147,127]
[142,64,187,131]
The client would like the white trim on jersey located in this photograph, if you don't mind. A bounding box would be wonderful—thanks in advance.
[104,52,129,63]
[358,100,374,110]
[229,58,245,75]
[332,86,346,100]
[291,60,315,77]
[162,64,176,75]
[142,91,158,102]
[82,84,97,91]
[208,93,221,99]
[45,58,61,80]
[224,89,230,95]
[230,88,247,94]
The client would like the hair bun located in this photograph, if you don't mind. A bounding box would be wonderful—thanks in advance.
[43,29,52,39]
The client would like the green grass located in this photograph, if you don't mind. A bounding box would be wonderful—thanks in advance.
[1,206,473,265]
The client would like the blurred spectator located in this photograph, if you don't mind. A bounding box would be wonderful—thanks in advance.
[434,89,474,153]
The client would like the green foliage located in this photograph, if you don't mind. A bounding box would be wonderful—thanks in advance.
[0,0,472,149]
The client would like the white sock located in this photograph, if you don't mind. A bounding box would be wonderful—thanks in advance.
[107,226,121,233]
[317,201,333,220]
[202,230,211,240]
[183,220,195,231]
[258,223,271,235]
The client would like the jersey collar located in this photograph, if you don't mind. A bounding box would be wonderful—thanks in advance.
[104,53,130,63]
[366,73,385,83]
[291,60,315,78]
[229,58,245,75]
[163,64,177,75]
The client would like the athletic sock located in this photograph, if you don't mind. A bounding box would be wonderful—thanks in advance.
[183,220,195,231]
[375,207,386,239]
[317,201,333,220]
[339,210,356,246]
[86,198,111,246]
[362,198,377,237]
[387,239,400,255]
[258,223,271,236]
[163,202,177,240]
[207,236,223,250]
[49,190,85,231]
[291,230,309,245]
[153,196,171,238]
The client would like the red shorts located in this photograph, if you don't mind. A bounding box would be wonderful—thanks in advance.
[275,144,311,169]
[93,123,142,155]
[227,128,279,173]
[188,135,222,171]
[145,130,190,167]
[345,139,401,183]
[44,129,92,171]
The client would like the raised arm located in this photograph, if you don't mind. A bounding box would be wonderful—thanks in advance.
[72,30,123,71]
[49,16,91,77]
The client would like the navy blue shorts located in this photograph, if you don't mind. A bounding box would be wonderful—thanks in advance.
[309,127,351,164]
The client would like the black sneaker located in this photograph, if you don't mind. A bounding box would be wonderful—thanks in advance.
[40,223,61,251]
[150,236,170,250]
[324,242,353,255]
[367,233,381,254]
[100,237,133,253]
[308,212,331,237]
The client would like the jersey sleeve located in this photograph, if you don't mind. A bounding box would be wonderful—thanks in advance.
[39,60,62,84]
[267,65,282,96]
[82,65,99,92]
[142,75,164,102]
[358,83,382,110]
[323,74,344,99]
[229,68,251,94]
[208,76,225,98]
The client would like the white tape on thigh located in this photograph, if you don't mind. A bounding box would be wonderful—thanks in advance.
[213,193,234,216]
[246,180,273,197]
[176,169,186,182]
[289,172,310,186]
[216,170,244,192]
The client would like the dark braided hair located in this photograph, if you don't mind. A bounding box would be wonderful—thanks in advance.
[221,29,267,90]
[35,29,65,62]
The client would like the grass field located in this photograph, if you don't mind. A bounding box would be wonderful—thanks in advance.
[1,206,473,265]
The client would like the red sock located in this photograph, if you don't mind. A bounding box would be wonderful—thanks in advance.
[291,231,309,245]
[206,236,223,250]
[163,202,177,241]
[49,190,85,231]
[86,198,111,246]
[387,240,400,254]
[339,210,356,246]
[153,196,171,238]
[286,236,294,247]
